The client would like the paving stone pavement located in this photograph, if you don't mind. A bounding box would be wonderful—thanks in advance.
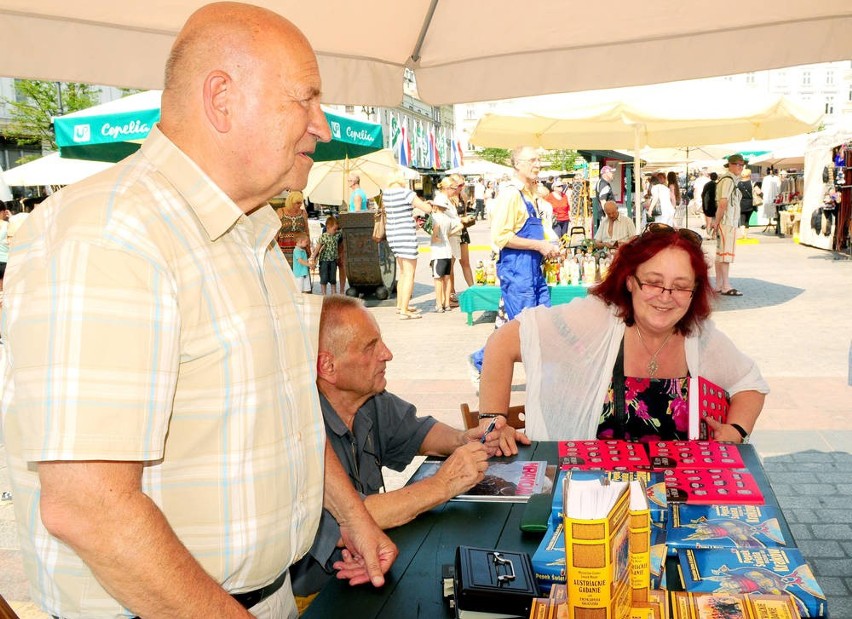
[1,219,850,617]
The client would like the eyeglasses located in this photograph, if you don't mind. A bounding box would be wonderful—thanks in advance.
[632,275,696,301]
[643,222,703,247]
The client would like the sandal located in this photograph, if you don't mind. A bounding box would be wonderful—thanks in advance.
[399,311,422,320]
[720,289,743,296]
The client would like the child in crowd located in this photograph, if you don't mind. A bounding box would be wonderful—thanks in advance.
[430,201,463,313]
[310,216,342,296]
[291,232,312,294]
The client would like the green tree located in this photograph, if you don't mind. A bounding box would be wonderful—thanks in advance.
[3,80,99,151]
[476,147,511,166]
[542,148,578,172]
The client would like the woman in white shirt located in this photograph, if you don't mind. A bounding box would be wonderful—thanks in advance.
[648,175,674,226]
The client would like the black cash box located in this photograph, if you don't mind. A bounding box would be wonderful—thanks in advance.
[453,546,539,617]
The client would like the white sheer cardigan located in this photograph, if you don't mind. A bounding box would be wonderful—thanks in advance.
[517,296,769,440]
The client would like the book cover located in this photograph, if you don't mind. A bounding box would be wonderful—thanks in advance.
[648,441,744,470]
[409,459,550,503]
[678,547,828,618]
[558,440,650,472]
[610,470,667,524]
[688,376,729,440]
[528,597,563,619]
[663,468,765,505]
[561,470,667,523]
[671,591,802,619]
[531,520,566,593]
[548,584,567,604]
[649,589,669,618]
[666,504,789,551]
[649,525,667,590]
[628,480,651,605]
[562,476,632,619]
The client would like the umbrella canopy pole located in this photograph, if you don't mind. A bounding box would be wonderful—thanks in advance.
[634,127,643,232]
[684,147,690,229]
[343,156,350,210]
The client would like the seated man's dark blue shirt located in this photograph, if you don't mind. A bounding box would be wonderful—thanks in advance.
[289,391,436,596]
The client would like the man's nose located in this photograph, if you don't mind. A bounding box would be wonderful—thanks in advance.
[311,104,331,143]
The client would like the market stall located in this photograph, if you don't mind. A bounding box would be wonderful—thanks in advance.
[798,127,852,253]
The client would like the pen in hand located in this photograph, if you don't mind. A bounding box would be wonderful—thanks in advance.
[480,418,498,444]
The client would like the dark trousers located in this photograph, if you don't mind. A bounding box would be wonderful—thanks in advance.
[473,199,486,220]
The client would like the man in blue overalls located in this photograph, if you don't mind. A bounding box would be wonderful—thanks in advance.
[468,146,559,380]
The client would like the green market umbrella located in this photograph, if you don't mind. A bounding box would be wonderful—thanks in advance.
[55,90,161,162]
[313,109,383,161]
[56,90,382,164]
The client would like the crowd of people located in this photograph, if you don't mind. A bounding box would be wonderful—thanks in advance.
[0,3,771,618]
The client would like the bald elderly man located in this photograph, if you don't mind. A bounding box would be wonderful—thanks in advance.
[593,200,637,249]
[1,3,395,618]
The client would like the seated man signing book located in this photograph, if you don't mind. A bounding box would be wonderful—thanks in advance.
[290,295,530,598]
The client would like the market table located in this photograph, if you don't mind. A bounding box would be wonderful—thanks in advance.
[457,285,589,325]
[302,442,794,619]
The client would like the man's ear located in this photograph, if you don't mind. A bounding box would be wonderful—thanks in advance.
[203,71,232,133]
[317,351,336,382]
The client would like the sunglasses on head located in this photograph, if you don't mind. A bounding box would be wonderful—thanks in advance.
[643,222,703,247]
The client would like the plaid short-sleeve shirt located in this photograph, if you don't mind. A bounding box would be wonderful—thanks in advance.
[1,127,325,617]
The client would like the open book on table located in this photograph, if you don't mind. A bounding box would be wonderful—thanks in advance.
[408,459,552,503]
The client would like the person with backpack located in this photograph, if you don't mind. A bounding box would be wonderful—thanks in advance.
[713,154,746,296]
[701,172,718,239]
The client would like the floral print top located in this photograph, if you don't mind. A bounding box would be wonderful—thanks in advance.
[597,376,690,441]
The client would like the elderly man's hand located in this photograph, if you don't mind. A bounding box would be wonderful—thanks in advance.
[434,442,489,498]
[332,521,398,587]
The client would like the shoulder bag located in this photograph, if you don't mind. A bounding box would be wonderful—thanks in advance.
[371,205,386,242]
[648,189,662,218]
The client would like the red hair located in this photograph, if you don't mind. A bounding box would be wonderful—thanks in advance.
[591,231,713,335]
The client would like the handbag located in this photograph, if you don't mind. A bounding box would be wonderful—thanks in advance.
[422,213,434,235]
[371,206,386,242]
[649,194,662,218]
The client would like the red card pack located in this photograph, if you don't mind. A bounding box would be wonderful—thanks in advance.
[557,440,650,472]
[663,468,764,505]
[648,440,744,470]
[688,376,729,440]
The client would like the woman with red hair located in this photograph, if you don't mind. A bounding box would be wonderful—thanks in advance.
[479,224,768,450]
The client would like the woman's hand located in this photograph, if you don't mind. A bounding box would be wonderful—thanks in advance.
[463,416,530,457]
[705,418,745,443]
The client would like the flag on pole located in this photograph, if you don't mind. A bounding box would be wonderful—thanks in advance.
[427,128,438,170]
[450,139,463,169]
[397,120,410,167]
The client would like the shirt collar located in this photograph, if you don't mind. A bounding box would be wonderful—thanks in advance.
[320,392,376,439]
[140,125,279,243]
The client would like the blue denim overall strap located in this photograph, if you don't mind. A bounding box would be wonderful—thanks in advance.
[497,189,551,320]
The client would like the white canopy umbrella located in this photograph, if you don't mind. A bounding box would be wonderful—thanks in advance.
[444,160,513,178]
[304,149,417,206]
[470,81,823,230]
[0,166,12,201]
[0,2,850,106]
[1,153,112,186]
